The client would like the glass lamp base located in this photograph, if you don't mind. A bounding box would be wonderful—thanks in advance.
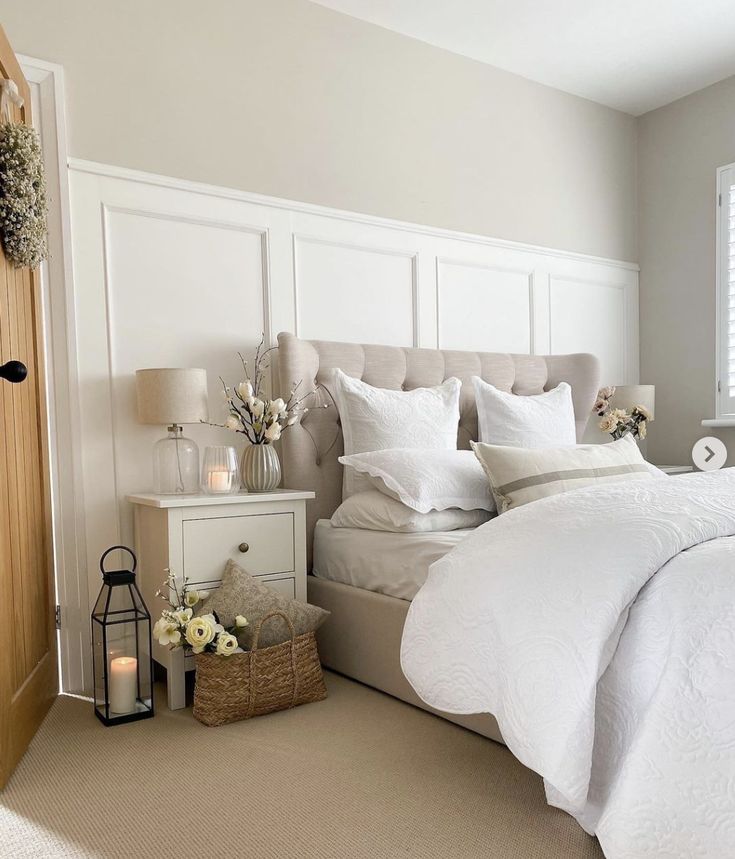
[153,426,200,494]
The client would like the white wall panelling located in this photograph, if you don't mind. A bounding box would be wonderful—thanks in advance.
[67,159,638,691]
[293,234,419,346]
[437,259,534,353]
[549,270,638,386]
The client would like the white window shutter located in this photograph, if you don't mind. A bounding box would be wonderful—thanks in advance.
[718,165,735,416]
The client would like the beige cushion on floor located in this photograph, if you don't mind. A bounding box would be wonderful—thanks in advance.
[199,560,330,649]
[472,433,652,513]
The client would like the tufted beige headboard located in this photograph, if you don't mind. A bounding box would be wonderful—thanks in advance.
[277,332,600,565]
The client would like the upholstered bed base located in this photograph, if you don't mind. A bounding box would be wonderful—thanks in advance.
[308,575,505,744]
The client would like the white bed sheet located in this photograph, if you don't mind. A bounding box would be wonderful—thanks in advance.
[312,519,473,601]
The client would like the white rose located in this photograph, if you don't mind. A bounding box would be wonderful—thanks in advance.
[264,422,282,442]
[599,413,618,433]
[184,590,200,608]
[199,613,224,636]
[225,415,243,431]
[634,405,652,420]
[235,615,248,628]
[237,381,253,400]
[185,616,216,652]
[215,632,239,656]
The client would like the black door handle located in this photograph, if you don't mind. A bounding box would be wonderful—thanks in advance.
[0,360,28,383]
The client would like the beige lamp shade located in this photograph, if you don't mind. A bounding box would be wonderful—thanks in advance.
[610,385,655,421]
[136,368,208,425]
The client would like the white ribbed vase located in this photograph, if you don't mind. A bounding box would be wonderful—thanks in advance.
[240,444,281,492]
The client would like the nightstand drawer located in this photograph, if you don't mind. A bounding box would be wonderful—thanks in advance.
[182,512,295,583]
[261,576,296,600]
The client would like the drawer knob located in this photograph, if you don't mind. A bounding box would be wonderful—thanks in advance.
[238,542,250,553]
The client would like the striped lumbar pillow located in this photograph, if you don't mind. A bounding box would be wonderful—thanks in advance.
[471,433,652,513]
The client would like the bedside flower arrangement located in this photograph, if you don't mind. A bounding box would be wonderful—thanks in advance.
[206,334,328,490]
[211,335,325,444]
[594,386,651,440]
[153,569,247,656]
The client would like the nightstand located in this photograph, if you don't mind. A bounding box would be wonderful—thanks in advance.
[658,465,694,475]
[127,489,315,710]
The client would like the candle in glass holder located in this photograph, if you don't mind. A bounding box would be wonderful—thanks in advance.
[109,656,138,714]
[201,446,239,494]
[207,469,231,493]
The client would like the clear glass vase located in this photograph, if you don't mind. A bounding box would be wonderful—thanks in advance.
[240,443,281,492]
[201,445,240,494]
[153,425,199,494]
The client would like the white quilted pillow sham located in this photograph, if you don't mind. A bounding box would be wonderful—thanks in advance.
[331,490,492,533]
[338,448,496,513]
[472,377,576,447]
[333,369,461,497]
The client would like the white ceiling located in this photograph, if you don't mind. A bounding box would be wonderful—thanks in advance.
[310,0,735,115]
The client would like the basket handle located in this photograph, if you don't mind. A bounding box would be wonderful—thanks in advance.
[247,610,299,718]
[251,610,296,651]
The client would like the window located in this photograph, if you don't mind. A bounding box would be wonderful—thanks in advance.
[715,163,735,418]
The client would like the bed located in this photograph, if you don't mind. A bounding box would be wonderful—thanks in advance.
[277,332,735,857]
[276,331,600,743]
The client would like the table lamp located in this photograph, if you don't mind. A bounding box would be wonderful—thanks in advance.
[135,368,208,494]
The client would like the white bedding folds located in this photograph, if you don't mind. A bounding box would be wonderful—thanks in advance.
[312,519,472,601]
[401,470,735,859]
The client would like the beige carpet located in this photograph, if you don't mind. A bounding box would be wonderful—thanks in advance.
[1,673,602,859]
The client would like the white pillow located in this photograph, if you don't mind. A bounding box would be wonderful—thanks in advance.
[472,433,652,513]
[333,369,461,497]
[472,377,576,448]
[338,448,496,514]
[331,490,492,533]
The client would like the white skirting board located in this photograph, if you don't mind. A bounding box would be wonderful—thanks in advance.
[63,158,638,692]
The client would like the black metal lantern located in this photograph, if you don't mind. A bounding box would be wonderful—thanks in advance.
[91,546,154,726]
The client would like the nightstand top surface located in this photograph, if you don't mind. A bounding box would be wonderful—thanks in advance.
[127,489,315,508]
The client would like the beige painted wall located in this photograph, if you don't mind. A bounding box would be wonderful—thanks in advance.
[638,75,735,465]
[4,0,636,261]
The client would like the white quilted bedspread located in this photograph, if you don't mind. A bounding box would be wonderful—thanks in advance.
[400,470,735,858]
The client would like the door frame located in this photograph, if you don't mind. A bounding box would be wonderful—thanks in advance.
[19,55,89,695]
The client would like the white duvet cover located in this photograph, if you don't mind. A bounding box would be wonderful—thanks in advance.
[400,470,735,858]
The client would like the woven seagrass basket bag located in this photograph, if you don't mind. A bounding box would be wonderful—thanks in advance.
[193,610,327,726]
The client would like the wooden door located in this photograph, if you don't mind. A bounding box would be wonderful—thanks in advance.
[0,25,57,789]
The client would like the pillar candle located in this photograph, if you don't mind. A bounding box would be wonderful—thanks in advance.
[207,470,231,492]
[109,656,138,714]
